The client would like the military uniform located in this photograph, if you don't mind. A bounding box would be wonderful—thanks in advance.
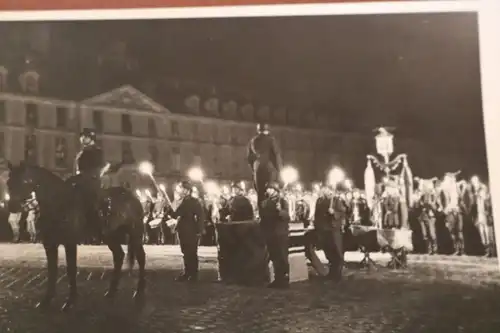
[313,193,347,281]
[383,195,400,229]
[260,182,290,288]
[295,199,311,229]
[171,182,206,281]
[247,124,283,207]
[417,192,439,254]
[70,130,106,243]
[227,194,254,222]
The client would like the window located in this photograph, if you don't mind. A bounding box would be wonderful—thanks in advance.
[54,136,68,168]
[171,121,179,137]
[149,144,159,165]
[121,141,134,164]
[148,118,157,138]
[193,146,201,165]
[212,125,219,144]
[25,103,38,127]
[93,110,103,133]
[24,134,37,165]
[171,147,180,171]
[121,114,132,135]
[0,132,4,159]
[192,123,199,141]
[0,67,7,92]
[56,106,67,129]
[0,101,6,124]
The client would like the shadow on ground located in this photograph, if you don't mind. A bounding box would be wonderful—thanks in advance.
[0,261,499,333]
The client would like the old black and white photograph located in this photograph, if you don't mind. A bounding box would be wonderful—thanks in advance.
[0,5,499,333]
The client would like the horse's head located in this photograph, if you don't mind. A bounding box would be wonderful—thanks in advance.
[6,162,37,213]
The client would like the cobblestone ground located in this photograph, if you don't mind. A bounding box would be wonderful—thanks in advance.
[0,244,499,333]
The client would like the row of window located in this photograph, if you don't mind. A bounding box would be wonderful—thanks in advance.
[0,98,338,152]
[0,100,70,129]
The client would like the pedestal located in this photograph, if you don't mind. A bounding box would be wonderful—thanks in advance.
[215,220,269,286]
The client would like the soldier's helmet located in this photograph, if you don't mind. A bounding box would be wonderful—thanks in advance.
[80,128,97,142]
[231,181,243,191]
[180,180,193,192]
[257,123,270,133]
[266,181,281,192]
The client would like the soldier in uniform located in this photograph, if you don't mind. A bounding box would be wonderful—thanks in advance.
[313,184,348,282]
[227,182,254,222]
[169,180,206,282]
[71,128,106,244]
[247,123,283,208]
[416,189,440,255]
[260,181,290,289]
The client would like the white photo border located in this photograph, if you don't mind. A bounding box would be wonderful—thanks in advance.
[1,0,499,266]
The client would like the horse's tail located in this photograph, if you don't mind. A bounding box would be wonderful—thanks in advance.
[126,235,136,270]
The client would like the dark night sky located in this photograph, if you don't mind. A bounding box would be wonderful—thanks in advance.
[0,12,488,176]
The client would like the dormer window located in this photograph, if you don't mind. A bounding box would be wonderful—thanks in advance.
[19,71,40,94]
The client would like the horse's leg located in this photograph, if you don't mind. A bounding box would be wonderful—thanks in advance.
[132,234,146,301]
[61,243,78,311]
[104,235,125,299]
[36,243,58,309]
[8,213,21,243]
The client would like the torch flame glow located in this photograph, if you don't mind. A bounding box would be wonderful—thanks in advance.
[280,166,298,185]
[187,167,204,182]
[138,161,154,176]
[328,167,345,186]
[204,180,220,196]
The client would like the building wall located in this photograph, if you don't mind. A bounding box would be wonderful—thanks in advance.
[0,89,422,188]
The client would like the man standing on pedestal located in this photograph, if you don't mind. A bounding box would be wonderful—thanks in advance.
[247,123,283,208]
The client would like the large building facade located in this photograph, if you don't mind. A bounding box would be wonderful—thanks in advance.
[0,83,372,189]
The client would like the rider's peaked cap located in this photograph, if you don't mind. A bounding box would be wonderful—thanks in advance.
[257,123,270,133]
[80,128,97,140]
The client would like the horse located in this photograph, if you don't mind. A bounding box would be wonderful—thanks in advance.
[6,161,146,311]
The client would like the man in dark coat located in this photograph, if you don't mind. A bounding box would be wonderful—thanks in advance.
[227,182,255,222]
[247,123,283,208]
[169,180,206,282]
[260,181,290,289]
[70,128,106,244]
[313,184,348,282]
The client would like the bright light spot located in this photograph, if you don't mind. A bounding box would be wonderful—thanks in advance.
[4,193,10,201]
[145,189,152,198]
[240,181,246,191]
[280,166,298,185]
[222,186,230,195]
[138,161,154,176]
[204,181,220,195]
[328,167,345,185]
[344,179,353,190]
[187,167,204,182]
[159,183,166,193]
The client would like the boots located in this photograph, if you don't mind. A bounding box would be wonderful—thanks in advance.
[426,240,436,255]
[327,264,342,282]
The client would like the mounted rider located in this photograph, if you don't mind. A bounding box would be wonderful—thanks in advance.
[71,128,107,241]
